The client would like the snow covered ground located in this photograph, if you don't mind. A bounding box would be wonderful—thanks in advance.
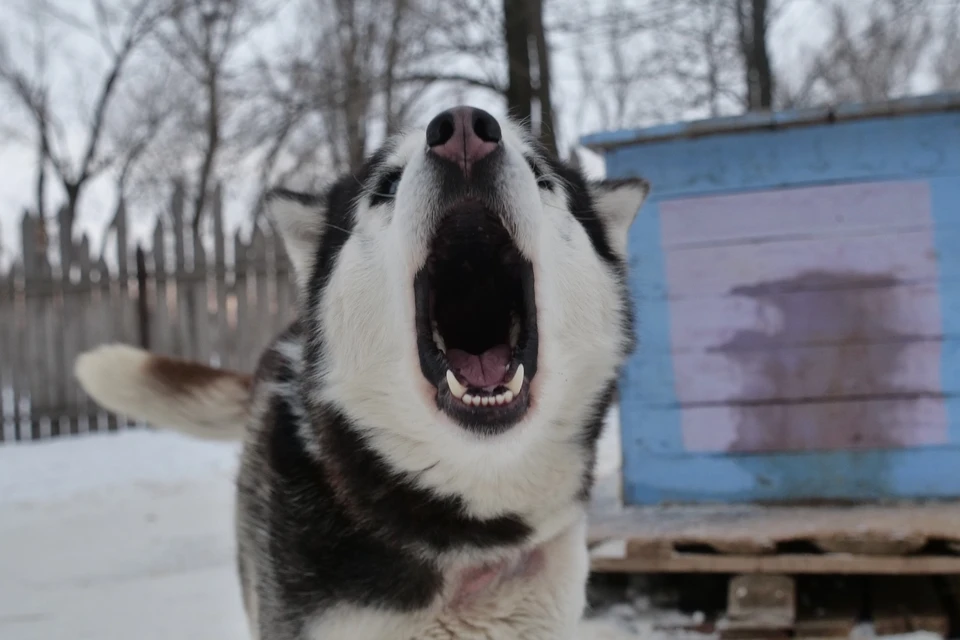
[0,429,247,640]
[0,410,642,640]
[0,411,947,640]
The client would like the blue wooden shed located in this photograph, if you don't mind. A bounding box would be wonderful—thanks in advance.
[582,92,960,507]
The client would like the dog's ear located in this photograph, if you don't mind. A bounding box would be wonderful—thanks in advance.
[590,178,650,256]
[265,188,326,289]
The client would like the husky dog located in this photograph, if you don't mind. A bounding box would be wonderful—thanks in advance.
[75,107,648,639]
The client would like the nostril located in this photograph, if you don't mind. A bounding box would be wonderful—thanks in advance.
[427,111,456,148]
[472,109,502,144]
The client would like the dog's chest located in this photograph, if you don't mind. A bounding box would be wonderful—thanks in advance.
[414,524,587,639]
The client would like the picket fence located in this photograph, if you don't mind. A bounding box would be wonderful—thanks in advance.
[0,184,297,442]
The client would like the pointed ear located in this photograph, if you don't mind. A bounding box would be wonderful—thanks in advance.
[590,177,650,256]
[265,188,325,289]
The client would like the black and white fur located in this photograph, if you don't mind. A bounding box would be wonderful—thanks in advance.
[75,108,648,639]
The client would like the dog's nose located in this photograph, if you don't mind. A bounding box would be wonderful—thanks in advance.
[426,106,501,174]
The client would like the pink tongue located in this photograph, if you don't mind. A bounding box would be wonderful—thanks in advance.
[447,345,511,388]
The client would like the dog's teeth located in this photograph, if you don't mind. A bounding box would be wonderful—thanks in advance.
[433,326,446,353]
[506,364,524,395]
[446,371,466,399]
[493,393,504,405]
[471,395,483,407]
[481,396,491,406]
[462,393,474,404]
[504,390,515,403]
[509,316,520,347]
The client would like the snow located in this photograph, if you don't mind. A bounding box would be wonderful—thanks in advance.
[0,430,245,640]
[0,414,945,640]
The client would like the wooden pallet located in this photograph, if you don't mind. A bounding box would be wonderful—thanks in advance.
[587,499,960,574]
[602,575,954,639]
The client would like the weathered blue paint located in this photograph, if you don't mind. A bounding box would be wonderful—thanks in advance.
[581,91,960,151]
[624,446,960,505]
[931,177,960,445]
[587,96,960,505]
[600,112,960,200]
[621,201,683,456]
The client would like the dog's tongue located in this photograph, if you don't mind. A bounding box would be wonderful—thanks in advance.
[447,345,511,388]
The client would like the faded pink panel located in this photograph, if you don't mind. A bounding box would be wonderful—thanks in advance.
[672,341,945,404]
[668,283,943,351]
[660,180,945,454]
[680,398,948,453]
[660,181,932,248]
[664,230,939,297]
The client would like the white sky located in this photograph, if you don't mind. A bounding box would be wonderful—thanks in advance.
[0,0,944,264]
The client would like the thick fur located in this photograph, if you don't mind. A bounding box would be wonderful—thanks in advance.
[75,343,252,441]
[76,113,648,639]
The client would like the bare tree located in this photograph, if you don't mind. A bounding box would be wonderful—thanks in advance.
[500,0,558,152]
[784,0,933,106]
[933,1,960,91]
[245,0,445,184]
[571,0,745,129]
[155,0,279,232]
[735,0,775,110]
[0,0,170,235]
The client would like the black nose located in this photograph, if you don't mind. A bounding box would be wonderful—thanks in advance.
[426,107,502,148]
[471,108,502,143]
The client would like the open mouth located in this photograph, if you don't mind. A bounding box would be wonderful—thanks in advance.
[414,200,538,433]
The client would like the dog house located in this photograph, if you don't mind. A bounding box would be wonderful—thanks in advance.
[583,92,960,506]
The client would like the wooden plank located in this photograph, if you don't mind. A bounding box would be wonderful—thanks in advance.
[621,442,960,503]
[171,183,188,358]
[599,113,960,200]
[8,263,24,439]
[47,207,69,437]
[151,219,170,356]
[233,230,249,372]
[114,201,131,345]
[794,576,862,639]
[21,212,45,440]
[96,255,118,431]
[191,225,211,365]
[75,243,93,434]
[588,502,960,550]
[662,230,938,298]
[211,187,230,368]
[0,270,10,441]
[272,221,294,320]
[666,283,944,351]
[722,574,795,629]
[136,245,149,349]
[250,225,270,370]
[869,577,949,636]
[590,551,960,575]
[658,181,932,249]
[675,397,948,454]
[669,342,948,404]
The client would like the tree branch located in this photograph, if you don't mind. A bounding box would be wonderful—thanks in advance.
[395,72,504,93]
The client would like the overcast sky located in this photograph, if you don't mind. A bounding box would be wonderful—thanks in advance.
[0,0,942,263]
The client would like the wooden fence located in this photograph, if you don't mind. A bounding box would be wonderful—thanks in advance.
[0,184,296,443]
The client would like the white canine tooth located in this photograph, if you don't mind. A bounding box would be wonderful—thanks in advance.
[447,371,467,399]
[506,364,524,395]
[433,327,446,353]
[504,390,514,403]
[462,393,474,404]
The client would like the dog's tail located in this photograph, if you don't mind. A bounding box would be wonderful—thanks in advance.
[74,343,252,441]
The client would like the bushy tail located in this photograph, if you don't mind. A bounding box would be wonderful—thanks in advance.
[74,343,252,441]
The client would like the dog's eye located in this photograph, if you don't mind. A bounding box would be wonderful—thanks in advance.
[371,170,403,206]
[526,158,553,191]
